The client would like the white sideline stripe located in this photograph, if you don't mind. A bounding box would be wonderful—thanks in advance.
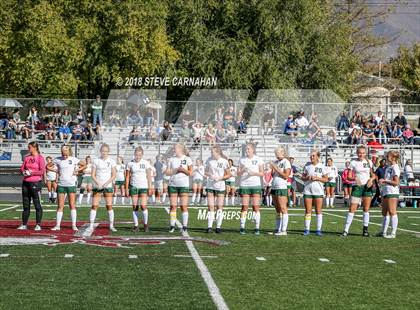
[164,207,229,310]
[174,255,218,259]
[323,212,420,234]
[355,215,382,218]
[0,205,19,212]
[74,223,98,238]
[408,216,420,219]
[384,259,396,264]
[256,257,266,261]
[0,253,10,258]
[319,258,330,263]
[330,222,337,224]
[64,254,74,258]
[15,209,55,212]
[410,223,419,226]
[128,255,138,259]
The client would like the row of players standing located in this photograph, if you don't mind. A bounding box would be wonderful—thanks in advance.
[18,142,401,237]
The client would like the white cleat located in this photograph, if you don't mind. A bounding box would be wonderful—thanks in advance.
[34,225,42,231]
[109,226,117,232]
[384,234,396,239]
[17,225,27,230]
[72,226,79,231]
[86,225,94,232]
[50,226,61,231]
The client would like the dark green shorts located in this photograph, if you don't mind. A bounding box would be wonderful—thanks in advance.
[115,180,125,186]
[93,187,114,193]
[168,186,190,194]
[351,185,374,198]
[81,176,93,184]
[239,187,262,195]
[225,181,235,186]
[193,179,203,184]
[303,194,324,199]
[383,194,399,199]
[325,182,336,188]
[57,186,77,194]
[207,189,226,195]
[129,186,148,196]
[271,189,288,197]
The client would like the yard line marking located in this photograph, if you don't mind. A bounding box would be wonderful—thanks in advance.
[74,223,98,238]
[384,259,396,264]
[0,205,19,212]
[256,257,266,261]
[165,208,229,310]
[64,254,74,258]
[410,223,419,226]
[128,255,138,259]
[174,255,218,259]
[323,212,420,234]
[291,221,297,224]
[408,216,420,219]
[0,253,10,258]
[330,222,337,224]
[319,258,330,263]
[15,209,55,212]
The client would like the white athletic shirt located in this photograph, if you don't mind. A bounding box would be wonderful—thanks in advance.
[168,155,193,187]
[383,164,400,196]
[205,157,229,191]
[326,165,338,183]
[351,159,373,186]
[115,163,126,182]
[83,163,92,176]
[193,165,205,181]
[303,162,327,196]
[54,156,80,187]
[93,157,116,189]
[228,166,237,182]
[272,158,291,190]
[46,164,57,181]
[126,159,151,189]
[238,155,264,187]
[162,163,170,181]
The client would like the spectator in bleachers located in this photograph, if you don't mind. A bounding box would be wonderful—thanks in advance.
[389,122,403,144]
[205,123,216,146]
[362,123,376,142]
[263,109,275,134]
[213,107,224,127]
[284,114,297,136]
[72,123,84,142]
[295,110,309,132]
[45,122,56,141]
[61,109,72,125]
[350,127,362,144]
[145,108,154,127]
[376,117,390,144]
[76,110,85,125]
[94,124,102,140]
[4,116,16,140]
[226,124,237,144]
[21,121,32,140]
[92,95,103,127]
[215,123,227,144]
[236,111,247,133]
[351,109,363,125]
[179,123,192,141]
[192,122,203,145]
[308,112,321,139]
[160,121,173,142]
[109,110,122,127]
[83,122,95,141]
[393,112,407,129]
[179,109,194,127]
[27,106,40,127]
[374,111,383,125]
[0,108,9,130]
[223,106,235,128]
[13,108,21,123]
[129,125,142,143]
[402,124,414,144]
[337,111,350,131]
[404,160,415,183]
[52,108,61,126]
[127,109,142,126]
[58,123,72,142]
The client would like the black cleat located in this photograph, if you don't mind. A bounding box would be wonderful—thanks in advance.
[144,224,149,233]
[239,228,246,235]
[206,227,213,233]
[341,231,348,237]
[169,226,175,233]
[182,226,188,233]
[362,226,370,237]
[215,228,221,234]
[132,226,139,232]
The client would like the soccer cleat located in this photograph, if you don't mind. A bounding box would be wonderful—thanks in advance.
[34,225,41,231]
[239,228,246,235]
[144,225,149,233]
[132,226,139,232]
[303,230,310,236]
[86,225,94,232]
[254,229,260,235]
[274,230,281,236]
[169,226,175,233]
[384,234,396,239]
[341,231,348,237]
[51,226,60,231]
[316,230,323,236]
[330,205,335,209]
[279,231,287,236]
[215,228,221,234]
[109,226,117,232]
[72,225,78,231]
[362,226,370,237]
[375,232,385,237]
[181,226,188,233]
[206,227,213,233]
[17,225,27,230]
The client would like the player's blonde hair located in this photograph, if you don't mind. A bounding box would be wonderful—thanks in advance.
[274,146,287,158]
[387,150,400,163]
[61,144,73,156]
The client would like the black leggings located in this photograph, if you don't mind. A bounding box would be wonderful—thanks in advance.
[22,181,43,225]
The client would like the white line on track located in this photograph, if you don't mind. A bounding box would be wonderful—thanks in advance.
[164,207,229,310]
[323,211,420,234]
[0,205,19,212]
[0,253,10,258]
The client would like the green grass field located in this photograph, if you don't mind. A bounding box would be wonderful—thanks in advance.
[0,202,419,310]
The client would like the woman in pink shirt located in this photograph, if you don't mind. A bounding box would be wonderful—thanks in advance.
[17,142,46,231]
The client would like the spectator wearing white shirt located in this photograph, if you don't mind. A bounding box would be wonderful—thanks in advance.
[295,110,309,131]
